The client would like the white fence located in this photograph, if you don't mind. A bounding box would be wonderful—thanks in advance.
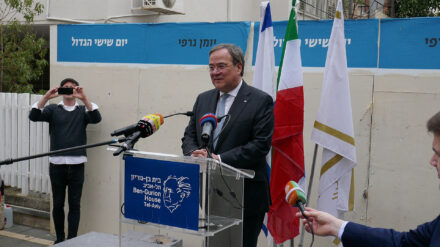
[0,92,50,195]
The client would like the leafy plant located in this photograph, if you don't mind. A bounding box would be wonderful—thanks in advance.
[0,0,47,93]
[394,0,440,17]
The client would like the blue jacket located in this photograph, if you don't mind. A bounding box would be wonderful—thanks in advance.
[342,215,440,247]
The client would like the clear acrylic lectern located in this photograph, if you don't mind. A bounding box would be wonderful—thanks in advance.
[108,148,254,247]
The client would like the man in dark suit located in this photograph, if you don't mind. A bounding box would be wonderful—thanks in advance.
[296,111,440,247]
[182,44,274,247]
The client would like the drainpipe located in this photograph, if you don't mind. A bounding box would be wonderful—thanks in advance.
[227,0,232,21]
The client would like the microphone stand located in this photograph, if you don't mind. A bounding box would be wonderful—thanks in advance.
[0,137,127,166]
[200,140,213,159]
[298,144,318,247]
[1,111,195,166]
[112,132,142,156]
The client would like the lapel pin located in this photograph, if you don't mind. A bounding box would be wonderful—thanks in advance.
[244,100,247,103]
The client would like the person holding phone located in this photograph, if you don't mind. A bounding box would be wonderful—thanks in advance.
[29,78,101,243]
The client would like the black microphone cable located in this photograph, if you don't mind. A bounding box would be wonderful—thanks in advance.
[204,114,243,209]
[309,219,315,247]
[298,203,314,247]
[217,163,243,210]
[303,213,314,247]
[163,111,193,118]
[210,114,231,147]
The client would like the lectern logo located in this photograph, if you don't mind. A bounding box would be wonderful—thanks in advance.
[163,175,191,213]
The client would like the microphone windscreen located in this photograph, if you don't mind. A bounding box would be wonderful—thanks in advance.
[199,113,217,129]
[285,181,307,206]
[155,114,164,125]
[143,114,164,130]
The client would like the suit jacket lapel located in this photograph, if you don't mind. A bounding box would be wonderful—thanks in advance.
[215,82,251,151]
[206,90,219,113]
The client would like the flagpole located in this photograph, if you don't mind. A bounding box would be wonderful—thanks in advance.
[297,143,318,247]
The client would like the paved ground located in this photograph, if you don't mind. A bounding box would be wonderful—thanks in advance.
[0,228,183,247]
[0,224,55,247]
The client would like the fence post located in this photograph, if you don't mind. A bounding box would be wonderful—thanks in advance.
[0,92,49,195]
[18,93,30,195]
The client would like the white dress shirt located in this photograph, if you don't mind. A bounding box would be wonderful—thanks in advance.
[216,80,243,116]
[216,80,242,161]
[338,221,349,240]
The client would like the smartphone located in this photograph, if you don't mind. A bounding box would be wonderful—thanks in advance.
[58,87,73,95]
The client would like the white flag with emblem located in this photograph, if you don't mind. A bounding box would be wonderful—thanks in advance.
[310,0,356,221]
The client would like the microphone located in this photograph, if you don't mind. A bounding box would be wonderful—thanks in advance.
[137,114,164,138]
[111,114,164,137]
[112,114,164,156]
[285,180,308,218]
[199,113,217,145]
[111,123,137,137]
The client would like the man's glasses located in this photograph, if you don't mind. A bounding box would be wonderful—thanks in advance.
[209,63,232,72]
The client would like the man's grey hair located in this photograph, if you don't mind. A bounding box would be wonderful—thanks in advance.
[427,111,440,135]
[209,44,245,76]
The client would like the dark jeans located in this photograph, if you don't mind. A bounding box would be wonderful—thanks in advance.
[49,163,84,241]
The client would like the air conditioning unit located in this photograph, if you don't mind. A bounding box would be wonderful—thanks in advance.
[133,0,184,15]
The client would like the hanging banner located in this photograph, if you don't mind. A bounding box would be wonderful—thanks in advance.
[124,156,200,231]
[57,18,440,69]
[253,19,379,68]
[144,22,250,64]
[379,17,440,69]
[58,24,148,64]
[57,22,251,65]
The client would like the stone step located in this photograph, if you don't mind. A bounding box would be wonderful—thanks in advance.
[4,187,50,231]
[4,187,50,211]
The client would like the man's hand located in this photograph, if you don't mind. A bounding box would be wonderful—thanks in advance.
[73,86,86,100]
[191,149,207,158]
[295,207,343,238]
[38,87,60,109]
[211,154,220,161]
[73,86,93,111]
[45,87,60,100]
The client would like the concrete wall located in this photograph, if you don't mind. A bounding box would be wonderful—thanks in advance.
[34,0,314,24]
[50,22,440,246]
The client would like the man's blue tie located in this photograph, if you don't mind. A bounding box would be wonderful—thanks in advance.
[213,94,229,149]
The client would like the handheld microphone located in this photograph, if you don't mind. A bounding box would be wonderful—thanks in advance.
[199,113,217,145]
[285,180,308,218]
